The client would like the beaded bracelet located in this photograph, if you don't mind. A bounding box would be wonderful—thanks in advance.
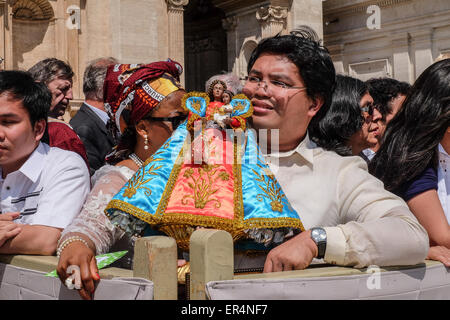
[56,236,90,258]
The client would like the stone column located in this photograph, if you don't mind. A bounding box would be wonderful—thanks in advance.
[327,44,345,75]
[65,0,82,102]
[410,29,433,80]
[256,5,288,39]
[222,15,238,74]
[391,32,413,83]
[166,0,188,85]
[0,0,13,69]
[0,0,5,69]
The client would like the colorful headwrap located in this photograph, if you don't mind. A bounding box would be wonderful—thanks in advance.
[103,59,184,142]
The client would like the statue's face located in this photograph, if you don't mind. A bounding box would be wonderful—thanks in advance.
[222,92,231,104]
[213,83,224,101]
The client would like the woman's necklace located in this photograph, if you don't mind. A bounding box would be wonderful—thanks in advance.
[129,153,144,168]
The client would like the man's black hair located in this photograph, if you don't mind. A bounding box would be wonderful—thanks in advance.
[366,78,411,117]
[0,70,51,127]
[247,28,336,126]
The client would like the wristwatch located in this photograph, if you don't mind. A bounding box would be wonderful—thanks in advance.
[310,227,327,259]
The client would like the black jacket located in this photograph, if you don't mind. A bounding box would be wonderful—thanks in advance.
[70,103,115,175]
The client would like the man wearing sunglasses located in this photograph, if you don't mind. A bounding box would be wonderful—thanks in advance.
[242,30,428,273]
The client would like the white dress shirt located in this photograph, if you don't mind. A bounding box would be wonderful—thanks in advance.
[84,102,109,125]
[438,143,450,224]
[362,148,376,161]
[0,143,90,228]
[264,134,429,268]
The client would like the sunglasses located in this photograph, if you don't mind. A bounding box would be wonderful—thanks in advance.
[361,103,376,116]
[147,115,187,130]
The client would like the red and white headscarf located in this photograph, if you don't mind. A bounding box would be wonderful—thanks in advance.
[103,59,184,161]
[104,59,183,138]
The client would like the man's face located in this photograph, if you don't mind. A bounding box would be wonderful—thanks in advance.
[0,94,45,175]
[47,77,73,118]
[242,53,321,150]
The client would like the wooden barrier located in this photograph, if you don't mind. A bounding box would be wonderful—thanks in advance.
[189,229,234,300]
[188,229,450,300]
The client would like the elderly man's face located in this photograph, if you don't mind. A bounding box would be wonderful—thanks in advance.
[47,77,73,118]
[242,53,322,151]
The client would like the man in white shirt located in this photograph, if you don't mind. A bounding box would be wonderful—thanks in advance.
[0,71,90,255]
[242,30,429,272]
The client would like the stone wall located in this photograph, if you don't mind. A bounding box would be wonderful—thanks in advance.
[323,0,450,82]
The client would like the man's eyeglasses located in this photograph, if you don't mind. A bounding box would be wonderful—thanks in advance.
[147,115,186,130]
[243,76,307,93]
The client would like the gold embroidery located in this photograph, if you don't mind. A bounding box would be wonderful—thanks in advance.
[182,92,210,131]
[122,145,168,198]
[231,94,254,119]
[252,164,286,213]
[181,164,230,209]
[233,102,245,112]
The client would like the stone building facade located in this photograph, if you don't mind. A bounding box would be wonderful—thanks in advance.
[1,0,450,112]
[1,0,322,102]
[323,0,450,82]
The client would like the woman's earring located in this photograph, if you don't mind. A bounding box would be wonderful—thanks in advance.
[144,134,149,150]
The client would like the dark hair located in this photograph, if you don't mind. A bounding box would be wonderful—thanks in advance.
[247,29,336,123]
[369,59,450,193]
[28,58,74,84]
[0,70,51,127]
[366,78,411,118]
[309,75,367,156]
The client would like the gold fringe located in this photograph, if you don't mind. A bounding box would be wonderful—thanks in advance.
[231,94,254,119]
[177,262,190,284]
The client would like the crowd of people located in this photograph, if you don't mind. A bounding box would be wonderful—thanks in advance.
[0,28,449,300]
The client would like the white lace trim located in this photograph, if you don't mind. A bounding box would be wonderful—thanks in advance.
[60,165,136,254]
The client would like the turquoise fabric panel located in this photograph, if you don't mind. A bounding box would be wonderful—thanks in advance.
[240,129,299,221]
[108,120,188,216]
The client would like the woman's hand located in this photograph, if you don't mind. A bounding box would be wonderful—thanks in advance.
[426,245,450,267]
[57,240,100,300]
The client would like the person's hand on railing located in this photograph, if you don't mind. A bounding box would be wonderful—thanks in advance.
[263,230,318,272]
[426,246,450,267]
[0,212,22,247]
[56,235,100,300]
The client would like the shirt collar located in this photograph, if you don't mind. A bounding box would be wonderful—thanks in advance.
[84,102,109,125]
[439,143,449,157]
[18,142,47,183]
[265,133,315,165]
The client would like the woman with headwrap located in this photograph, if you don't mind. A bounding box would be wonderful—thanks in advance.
[56,59,187,300]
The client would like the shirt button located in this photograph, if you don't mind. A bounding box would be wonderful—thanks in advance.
[6,186,10,190]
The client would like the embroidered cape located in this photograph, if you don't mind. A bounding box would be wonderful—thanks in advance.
[105,92,304,249]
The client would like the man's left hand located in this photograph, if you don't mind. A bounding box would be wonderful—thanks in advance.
[264,230,318,272]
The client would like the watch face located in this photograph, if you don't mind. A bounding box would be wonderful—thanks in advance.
[312,228,326,241]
